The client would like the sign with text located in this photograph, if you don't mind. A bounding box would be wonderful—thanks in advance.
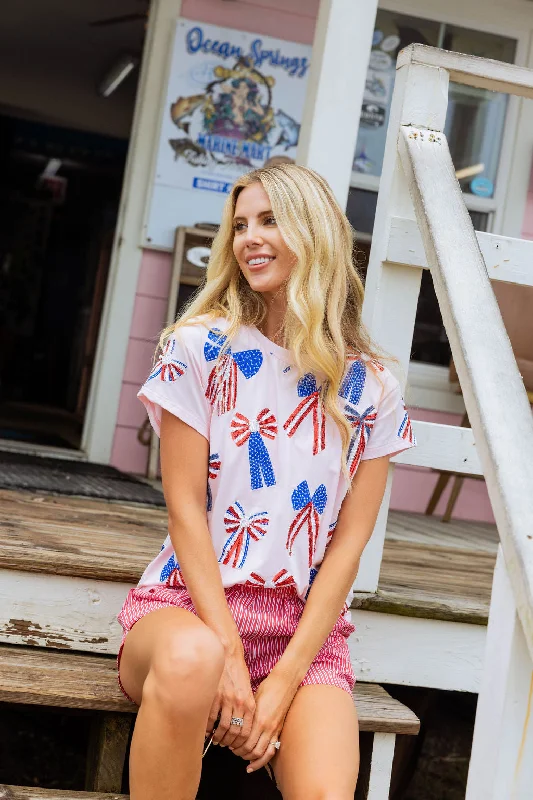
[153,19,312,195]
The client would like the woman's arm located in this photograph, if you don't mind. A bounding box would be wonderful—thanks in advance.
[231,454,391,772]
[273,454,391,686]
[160,409,240,650]
[159,410,255,744]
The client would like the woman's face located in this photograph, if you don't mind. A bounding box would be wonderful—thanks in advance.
[232,182,295,299]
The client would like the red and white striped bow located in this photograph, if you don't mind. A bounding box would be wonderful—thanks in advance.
[230,409,277,445]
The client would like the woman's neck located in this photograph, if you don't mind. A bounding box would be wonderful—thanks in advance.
[258,283,288,346]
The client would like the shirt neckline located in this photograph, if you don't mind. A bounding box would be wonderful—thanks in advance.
[247,324,292,363]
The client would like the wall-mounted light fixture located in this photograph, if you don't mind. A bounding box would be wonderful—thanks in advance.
[98,54,139,97]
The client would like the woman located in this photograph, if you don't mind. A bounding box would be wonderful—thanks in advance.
[118,164,416,799]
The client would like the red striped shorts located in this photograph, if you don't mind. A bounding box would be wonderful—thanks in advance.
[117,584,356,701]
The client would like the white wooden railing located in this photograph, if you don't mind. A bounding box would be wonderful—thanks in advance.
[358,44,533,797]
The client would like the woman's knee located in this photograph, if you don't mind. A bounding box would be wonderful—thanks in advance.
[142,624,225,711]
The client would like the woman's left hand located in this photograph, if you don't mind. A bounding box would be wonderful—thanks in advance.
[229,668,298,772]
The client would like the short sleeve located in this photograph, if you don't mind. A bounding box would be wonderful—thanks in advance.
[138,325,211,441]
[361,371,416,461]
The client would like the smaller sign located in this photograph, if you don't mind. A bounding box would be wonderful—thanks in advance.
[192,177,232,193]
[381,34,401,53]
[360,103,386,129]
[470,176,494,198]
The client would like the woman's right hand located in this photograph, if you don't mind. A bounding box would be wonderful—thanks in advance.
[208,647,255,749]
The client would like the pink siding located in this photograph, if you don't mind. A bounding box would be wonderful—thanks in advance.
[181,0,317,43]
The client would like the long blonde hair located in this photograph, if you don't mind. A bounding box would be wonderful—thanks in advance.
[161,164,387,484]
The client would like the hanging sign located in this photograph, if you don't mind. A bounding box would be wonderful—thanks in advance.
[153,20,311,196]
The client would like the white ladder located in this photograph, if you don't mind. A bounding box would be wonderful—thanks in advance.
[359,44,533,798]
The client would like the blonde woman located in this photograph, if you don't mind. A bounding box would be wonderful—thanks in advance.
[117,164,416,799]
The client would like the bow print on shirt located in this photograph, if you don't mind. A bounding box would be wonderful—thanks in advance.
[219,501,269,569]
[286,480,327,566]
[339,357,366,405]
[159,552,185,588]
[245,569,296,589]
[344,403,377,478]
[148,338,187,382]
[231,409,277,490]
[283,373,326,455]
[204,328,263,415]
[398,404,416,445]
[206,452,221,512]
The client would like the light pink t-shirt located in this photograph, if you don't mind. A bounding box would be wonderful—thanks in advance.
[137,315,416,604]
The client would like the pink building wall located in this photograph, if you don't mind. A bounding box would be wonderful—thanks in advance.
[110,0,532,525]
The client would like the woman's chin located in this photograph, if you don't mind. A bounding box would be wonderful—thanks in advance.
[247,275,278,293]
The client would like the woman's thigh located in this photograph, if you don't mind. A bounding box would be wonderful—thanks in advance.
[273,684,359,799]
[119,607,224,706]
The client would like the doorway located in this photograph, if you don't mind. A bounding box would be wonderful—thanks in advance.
[0,0,148,452]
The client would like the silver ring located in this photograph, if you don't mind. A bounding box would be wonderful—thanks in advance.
[270,740,281,750]
[230,717,244,727]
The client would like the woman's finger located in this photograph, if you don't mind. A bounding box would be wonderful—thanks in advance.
[206,697,221,737]
[226,697,255,750]
[230,717,261,758]
[243,730,271,765]
[218,708,246,748]
[212,701,233,744]
[246,733,276,772]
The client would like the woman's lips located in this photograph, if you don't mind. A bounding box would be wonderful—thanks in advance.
[247,257,276,272]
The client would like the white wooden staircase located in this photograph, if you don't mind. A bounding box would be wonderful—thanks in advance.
[356,43,533,798]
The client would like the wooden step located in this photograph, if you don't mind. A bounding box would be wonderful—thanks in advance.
[1,789,127,800]
[0,644,419,736]
[0,488,496,626]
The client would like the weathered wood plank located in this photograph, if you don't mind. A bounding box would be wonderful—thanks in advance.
[1,789,127,800]
[387,216,533,288]
[0,489,166,582]
[0,645,419,735]
[0,570,128,654]
[354,683,419,735]
[353,539,496,625]
[0,646,132,712]
[350,610,485,692]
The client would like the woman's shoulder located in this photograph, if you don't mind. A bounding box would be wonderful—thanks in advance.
[172,314,230,349]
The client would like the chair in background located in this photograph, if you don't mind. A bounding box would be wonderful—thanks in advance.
[425,281,533,522]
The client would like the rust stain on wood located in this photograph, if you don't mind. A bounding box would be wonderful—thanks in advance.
[5,619,43,637]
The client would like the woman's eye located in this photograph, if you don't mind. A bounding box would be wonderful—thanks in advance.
[264,217,276,226]
[233,222,246,232]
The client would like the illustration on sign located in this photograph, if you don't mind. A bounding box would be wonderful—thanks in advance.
[154,21,312,195]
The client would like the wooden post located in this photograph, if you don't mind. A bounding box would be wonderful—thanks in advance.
[466,548,533,798]
[367,733,396,800]
[85,712,133,793]
[296,0,378,207]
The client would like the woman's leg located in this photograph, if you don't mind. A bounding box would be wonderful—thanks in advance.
[273,684,359,800]
[119,607,225,800]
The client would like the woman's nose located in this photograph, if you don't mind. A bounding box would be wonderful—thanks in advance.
[245,226,263,246]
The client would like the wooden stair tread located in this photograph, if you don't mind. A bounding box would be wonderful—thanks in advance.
[0,489,495,624]
[2,789,127,800]
[0,645,419,735]
[0,489,165,583]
